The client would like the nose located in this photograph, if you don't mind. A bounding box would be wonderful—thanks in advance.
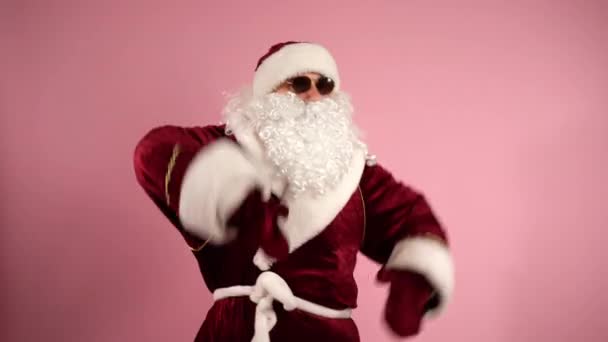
[298,86,323,102]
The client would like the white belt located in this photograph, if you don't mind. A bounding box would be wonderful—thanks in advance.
[213,271,352,342]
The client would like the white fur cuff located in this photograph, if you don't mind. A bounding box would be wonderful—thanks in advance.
[385,236,454,316]
[178,139,263,244]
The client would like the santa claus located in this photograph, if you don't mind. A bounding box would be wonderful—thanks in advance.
[134,41,454,341]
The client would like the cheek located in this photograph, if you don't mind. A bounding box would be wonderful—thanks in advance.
[297,93,310,101]
[274,85,290,94]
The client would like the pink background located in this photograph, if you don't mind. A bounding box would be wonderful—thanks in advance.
[2,1,607,341]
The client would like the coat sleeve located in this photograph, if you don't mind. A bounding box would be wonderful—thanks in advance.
[133,124,268,249]
[359,162,454,316]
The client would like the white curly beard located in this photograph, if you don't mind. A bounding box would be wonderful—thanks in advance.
[222,88,366,198]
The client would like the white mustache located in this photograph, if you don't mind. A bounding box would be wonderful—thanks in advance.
[222,88,365,197]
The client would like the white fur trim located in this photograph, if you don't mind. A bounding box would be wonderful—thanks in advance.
[178,139,266,244]
[231,126,365,252]
[277,149,365,252]
[386,236,455,316]
[253,43,340,97]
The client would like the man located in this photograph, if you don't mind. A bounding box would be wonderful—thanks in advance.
[134,41,454,341]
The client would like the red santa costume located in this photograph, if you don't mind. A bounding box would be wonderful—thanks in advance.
[134,41,454,341]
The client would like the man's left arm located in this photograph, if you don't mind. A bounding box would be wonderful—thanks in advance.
[359,162,454,337]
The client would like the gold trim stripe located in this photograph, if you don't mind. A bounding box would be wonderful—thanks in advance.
[358,187,366,244]
[162,143,213,252]
[190,238,212,252]
[164,144,181,206]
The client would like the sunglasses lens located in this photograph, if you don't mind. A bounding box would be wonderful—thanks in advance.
[290,76,311,93]
[316,77,335,95]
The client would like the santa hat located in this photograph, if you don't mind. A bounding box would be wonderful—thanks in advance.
[252,41,341,97]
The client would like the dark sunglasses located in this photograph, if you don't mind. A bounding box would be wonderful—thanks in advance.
[286,75,335,95]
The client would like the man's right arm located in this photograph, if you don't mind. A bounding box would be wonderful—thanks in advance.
[133,125,269,249]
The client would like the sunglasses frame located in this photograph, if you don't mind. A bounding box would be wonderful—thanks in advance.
[285,75,335,95]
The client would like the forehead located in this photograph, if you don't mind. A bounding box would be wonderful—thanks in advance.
[293,71,322,78]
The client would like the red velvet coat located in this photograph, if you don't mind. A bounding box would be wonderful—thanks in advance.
[134,125,453,341]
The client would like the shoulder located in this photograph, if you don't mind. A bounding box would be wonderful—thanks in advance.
[358,156,423,200]
[133,124,233,173]
[360,156,394,187]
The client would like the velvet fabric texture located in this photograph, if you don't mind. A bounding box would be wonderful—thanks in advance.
[133,125,448,341]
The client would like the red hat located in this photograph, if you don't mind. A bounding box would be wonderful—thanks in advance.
[252,41,341,97]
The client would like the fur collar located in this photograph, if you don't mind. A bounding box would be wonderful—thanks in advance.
[231,127,365,252]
